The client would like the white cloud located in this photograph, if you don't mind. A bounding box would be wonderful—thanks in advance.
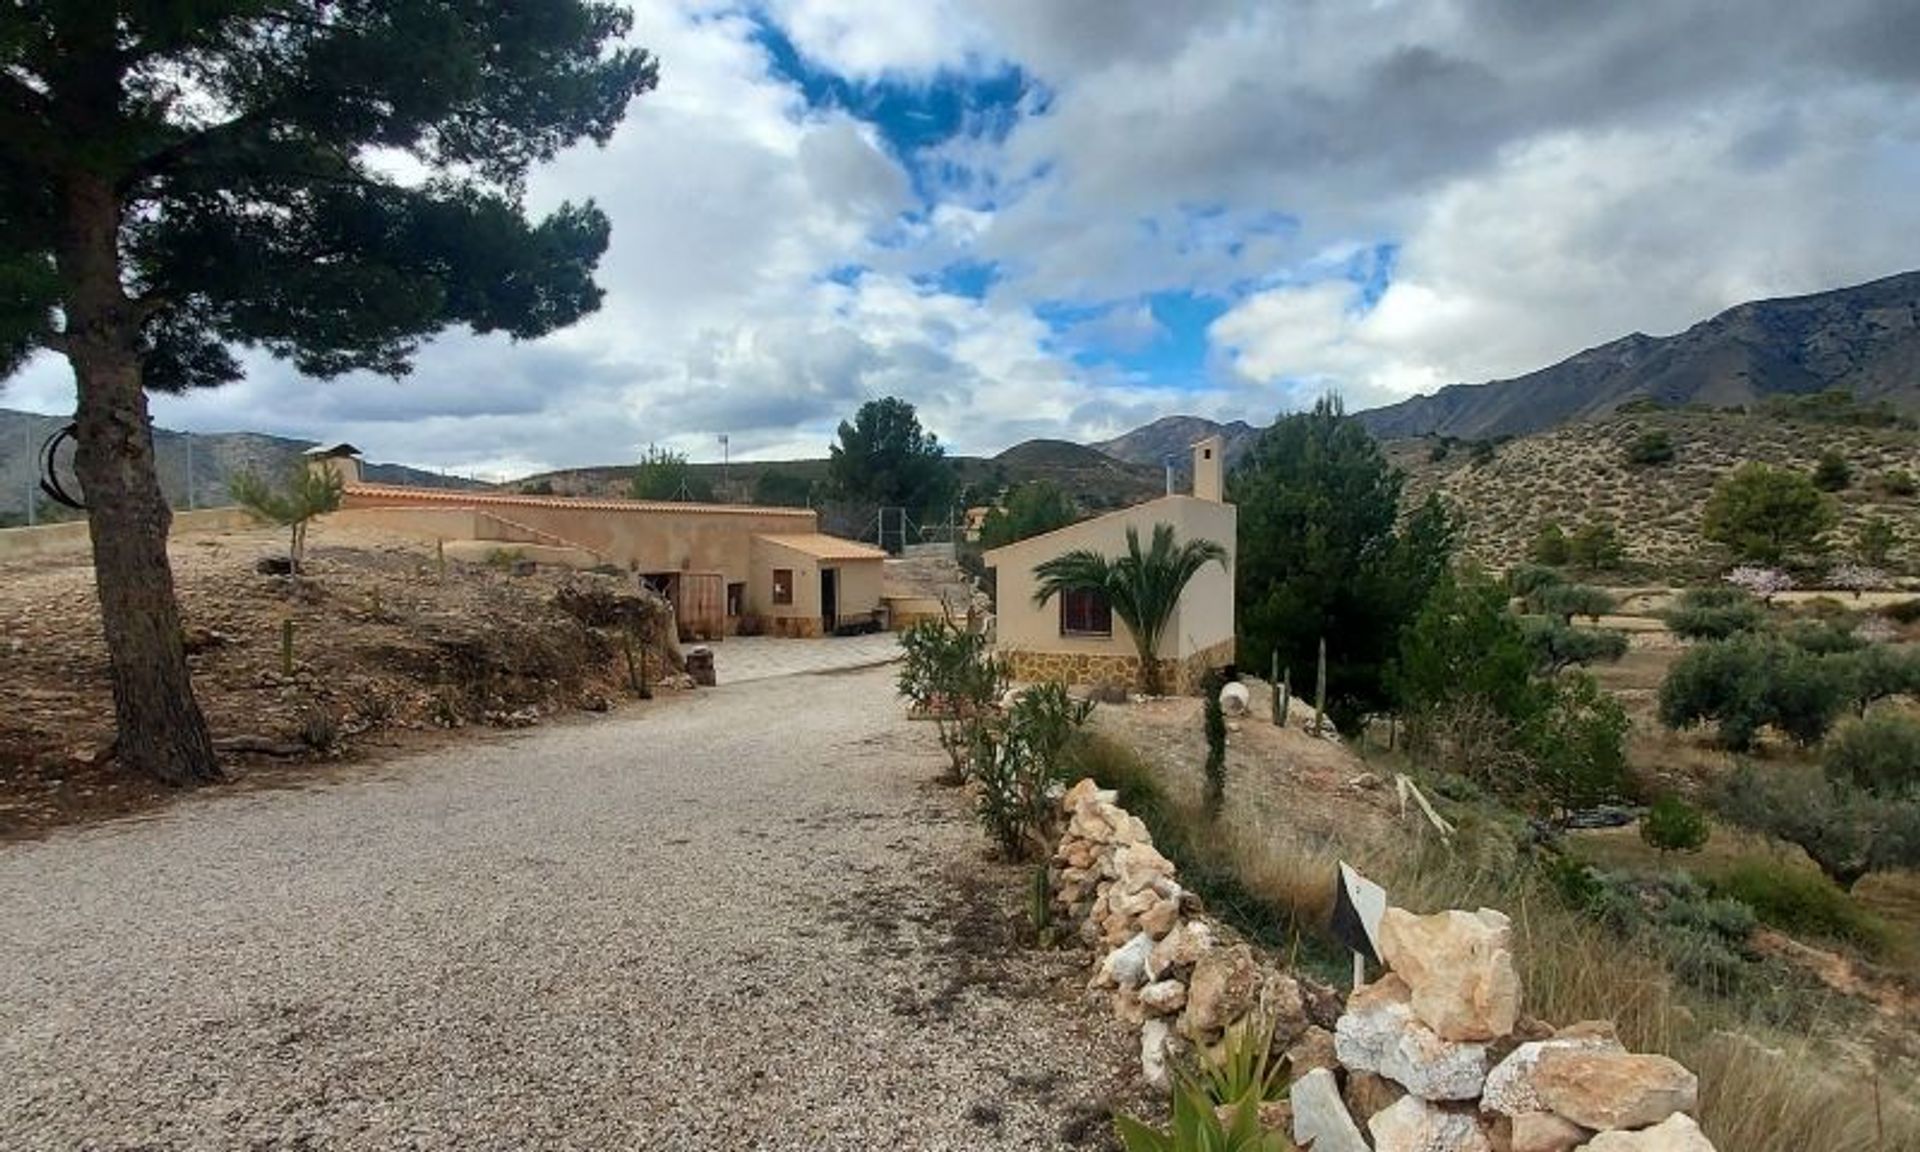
[6,0,1920,476]
[1210,110,1920,408]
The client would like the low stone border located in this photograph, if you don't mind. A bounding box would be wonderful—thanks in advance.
[1052,779,1717,1152]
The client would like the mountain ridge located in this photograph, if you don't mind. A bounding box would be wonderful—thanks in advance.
[1353,269,1920,440]
[1081,269,1920,461]
[0,408,483,523]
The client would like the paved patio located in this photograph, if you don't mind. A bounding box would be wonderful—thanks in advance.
[703,631,901,684]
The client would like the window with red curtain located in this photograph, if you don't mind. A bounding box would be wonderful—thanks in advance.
[1059,587,1113,636]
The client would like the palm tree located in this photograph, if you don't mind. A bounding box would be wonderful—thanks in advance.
[1032,523,1229,695]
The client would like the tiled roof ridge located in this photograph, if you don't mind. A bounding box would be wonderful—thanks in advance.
[343,482,815,517]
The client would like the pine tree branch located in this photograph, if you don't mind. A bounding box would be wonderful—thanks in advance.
[0,72,56,160]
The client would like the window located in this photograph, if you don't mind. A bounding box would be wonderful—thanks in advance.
[1059,587,1112,637]
[771,568,794,606]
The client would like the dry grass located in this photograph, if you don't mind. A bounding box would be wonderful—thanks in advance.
[1068,724,1920,1152]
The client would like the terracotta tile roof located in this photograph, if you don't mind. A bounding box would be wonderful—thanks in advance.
[753,533,889,561]
[343,483,814,518]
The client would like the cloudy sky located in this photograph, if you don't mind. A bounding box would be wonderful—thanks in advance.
[7,0,1920,476]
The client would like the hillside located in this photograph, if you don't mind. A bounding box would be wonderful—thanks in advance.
[1391,408,1920,575]
[1089,415,1261,470]
[0,408,483,524]
[1357,270,1920,440]
[522,439,1164,515]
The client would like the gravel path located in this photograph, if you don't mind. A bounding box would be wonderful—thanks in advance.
[0,665,1137,1150]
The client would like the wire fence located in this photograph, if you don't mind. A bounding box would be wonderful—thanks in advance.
[2,421,233,527]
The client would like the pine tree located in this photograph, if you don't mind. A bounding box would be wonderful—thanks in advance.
[0,5,656,783]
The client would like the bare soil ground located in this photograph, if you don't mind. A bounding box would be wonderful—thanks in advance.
[1090,683,1401,851]
[0,519,669,838]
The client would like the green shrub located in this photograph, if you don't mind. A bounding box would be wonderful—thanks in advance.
[1718,762,1920,890]
[1714,860,1890,953]
[1703,463,1836,565]
[1625,430,1676,467]
[1568,521,1627,571]
[1811,450,1852,492]
[1524,672,1631,817]
[1203,673,1228,817]
[1881,598,1920,625]
[1662,586,1765,641]
[1853,515,1897,567]
[1658,636,1844,750]
[1529,522,1571,566]
[973,682,1094,860]
[1506,562,1566,598]
[1876,468,1917,498]
[1521,617,1629,673]
[1556,868,1755,994]
[1826,644,1920,716]
[1641,794,1711,856]
[1529,582,1617,623]
[897,621,1007,782]
[1468,439,1496,466]
[1824,712,1920,797]
[1779,618,1863,655]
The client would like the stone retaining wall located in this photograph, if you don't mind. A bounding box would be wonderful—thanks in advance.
[1052,779,1716,1152]
[1009,637,1236,696]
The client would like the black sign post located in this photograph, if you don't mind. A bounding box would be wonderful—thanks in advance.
[1329,861,1387,989]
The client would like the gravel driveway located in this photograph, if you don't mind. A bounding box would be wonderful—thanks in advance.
[0,664,1137,1150]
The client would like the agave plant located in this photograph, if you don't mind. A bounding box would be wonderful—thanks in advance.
[1032,523,1229,695]
[1114,1076,1294,1152]
[1192,1013,1290,1108]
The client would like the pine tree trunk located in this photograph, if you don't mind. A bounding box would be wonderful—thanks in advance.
[57,172,222,786]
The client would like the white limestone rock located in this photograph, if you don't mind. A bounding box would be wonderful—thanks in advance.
[1289,1067,1369,1152]
[1099,931,1155,990]
[1377,906,1522,1042]
[1333,975,1489,1101]
[1367,1096,1491,1152]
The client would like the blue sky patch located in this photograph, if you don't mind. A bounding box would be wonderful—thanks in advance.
[915,259,1000,300]
[749,15,1035,203]
[1039,291,1229,390]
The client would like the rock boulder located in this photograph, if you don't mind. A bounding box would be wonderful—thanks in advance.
[1334,974,1489,1101]
[1377,907,1523,1042]
[1583,1113,1716,1151]
[1531,1049,1698,1132]
[1368,1096,1492,1152]
[1510,1112,1592,1152]
[1183,942,1263,1039]
[1482,1031,1627,1117]
[1290,1067,1369,1152]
